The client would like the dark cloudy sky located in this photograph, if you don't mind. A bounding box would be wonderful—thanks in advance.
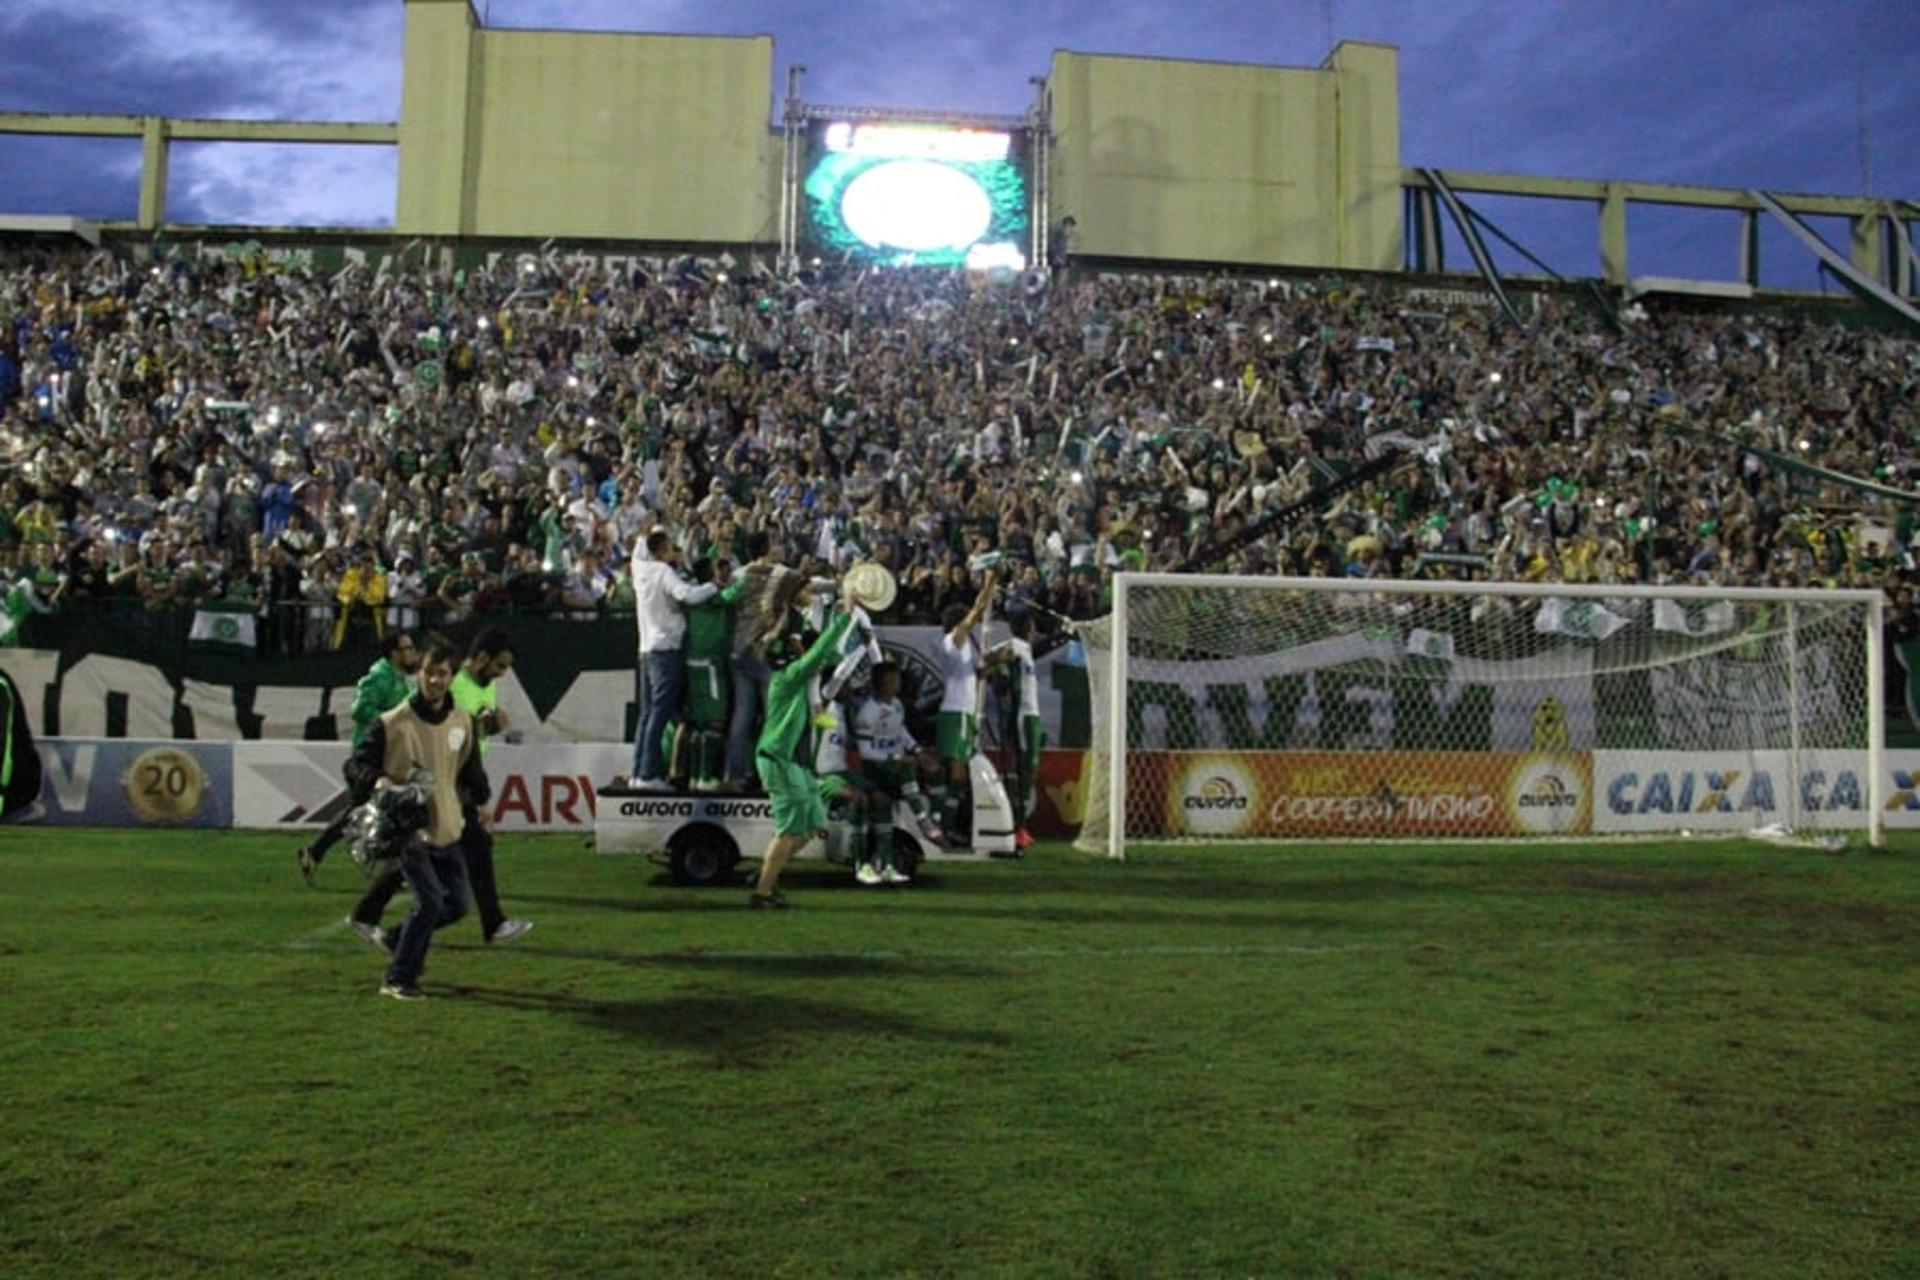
[2,0,1915,286]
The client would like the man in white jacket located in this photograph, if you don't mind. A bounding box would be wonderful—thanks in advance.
[629,529,718,791]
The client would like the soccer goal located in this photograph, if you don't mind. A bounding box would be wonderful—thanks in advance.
[1075,573,1886,857]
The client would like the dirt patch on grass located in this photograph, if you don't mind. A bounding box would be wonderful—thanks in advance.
[1748,897,1906,941]
[1555,870,1734,896]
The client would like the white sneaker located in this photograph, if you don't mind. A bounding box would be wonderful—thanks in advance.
[489,919,534,944]
[633,777,675,794]
[348,919,393,955]
[881,865,911,886]
[854,861,884,886]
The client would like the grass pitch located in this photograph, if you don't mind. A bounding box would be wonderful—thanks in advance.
[1,828,1916,1278]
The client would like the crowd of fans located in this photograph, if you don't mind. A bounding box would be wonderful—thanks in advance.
[0,242,1916,655]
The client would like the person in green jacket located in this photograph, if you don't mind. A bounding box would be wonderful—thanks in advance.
[298,630,417,883]
[673,556,746,792]
[748,577,856,910]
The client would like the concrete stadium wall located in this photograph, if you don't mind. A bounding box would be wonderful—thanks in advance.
[1047,43,1401,272]
[397,0,775,242]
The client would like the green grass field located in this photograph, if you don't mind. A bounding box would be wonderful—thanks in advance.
[1,828,1916,1279]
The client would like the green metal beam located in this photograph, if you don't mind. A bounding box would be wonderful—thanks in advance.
[0,112,396,145]
[1665,421,1920,508]
[1403,167,1890,218]
[167,120,398,144]
[0,112,142,137]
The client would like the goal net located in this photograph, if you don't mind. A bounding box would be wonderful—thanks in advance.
[1075,573,1885,856]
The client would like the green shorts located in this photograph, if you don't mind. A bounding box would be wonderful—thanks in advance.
[936,711,977,763]
[818,771,879,809]
[868,759,919,795]
[757,753,827,837]
[685,657,728,728]
[1019,714,1045,768]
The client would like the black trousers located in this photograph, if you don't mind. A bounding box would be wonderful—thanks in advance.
[309,771,377,866]
[352,813,504,938]
[307,808,352,863]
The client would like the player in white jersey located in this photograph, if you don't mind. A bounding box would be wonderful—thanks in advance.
[932,566,997,842]
[813,621,895,885]
[854,662,943,852]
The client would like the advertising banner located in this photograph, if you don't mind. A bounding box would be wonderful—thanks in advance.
[997,748,1091,838]
[1592,750,1873,833]
[231,741,629,833]
[0,624,1096,751]
[36,739,233,828]
[1881,753,1920,829]
[1124,750,1593,839]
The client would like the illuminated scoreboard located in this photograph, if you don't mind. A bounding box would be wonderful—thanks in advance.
[802,119,1030,270]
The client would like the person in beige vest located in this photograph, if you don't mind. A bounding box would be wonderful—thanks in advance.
[345,633,490,1001]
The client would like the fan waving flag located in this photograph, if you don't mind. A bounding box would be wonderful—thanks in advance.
[1652,598,1738,637]
[1535,597,1628,642]
[1405,628,1456,662]
[189,607,259,655]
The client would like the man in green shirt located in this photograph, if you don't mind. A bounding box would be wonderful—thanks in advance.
[350,628,532,947]
[0,664,43,820]
[299,630,417,883]
[749,578,856,910]
[674,556,746,792]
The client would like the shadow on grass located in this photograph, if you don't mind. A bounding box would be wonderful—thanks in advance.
[509,868,956,912]
[921,869,1475,903]
[500,944,999,980]
[498,888,1334,933]
[441,985,1011,1062]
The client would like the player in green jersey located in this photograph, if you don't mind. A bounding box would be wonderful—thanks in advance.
[748,577,857,909]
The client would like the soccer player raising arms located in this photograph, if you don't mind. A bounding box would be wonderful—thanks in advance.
[747,576,858,909]
[933,565,997,844]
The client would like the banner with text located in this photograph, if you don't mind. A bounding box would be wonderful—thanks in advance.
[35,740,233,828]
[1591,750,1873,833]
[0,624,1096,752]
[1122,751,1593,839]
[231,742,629,833]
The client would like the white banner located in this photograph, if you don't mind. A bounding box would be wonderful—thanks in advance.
[3,626,1079,748]
[1592,750,1873,833]
[189,608,258,652]
[233,741,629,832]
[1096,631,1597,752]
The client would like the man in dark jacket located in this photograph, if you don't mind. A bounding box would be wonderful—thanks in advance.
[345,634,489,1001]
[299,630,417,883]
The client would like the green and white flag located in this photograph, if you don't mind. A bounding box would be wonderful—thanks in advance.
[1405,628,1456,662]
[1535,597,1628,642]
[189,607,258,654]
[0,581,47,647]
[1651,598,1737,637]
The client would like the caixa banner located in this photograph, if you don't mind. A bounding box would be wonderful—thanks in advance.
[230,742,629,833]
[1124,751,1594,838]
[1591,751,1873,833]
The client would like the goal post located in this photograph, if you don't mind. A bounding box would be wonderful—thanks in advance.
[1078,573,1886,857]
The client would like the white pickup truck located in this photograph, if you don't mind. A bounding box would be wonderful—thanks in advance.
[594,753,1018,886]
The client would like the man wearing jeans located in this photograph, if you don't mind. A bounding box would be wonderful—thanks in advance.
[723,532,784,792]
[346,633,489,1001]
[346,628,530,948]
[629,530,717,791]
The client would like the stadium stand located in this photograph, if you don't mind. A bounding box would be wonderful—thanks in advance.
[1,244,1917,661]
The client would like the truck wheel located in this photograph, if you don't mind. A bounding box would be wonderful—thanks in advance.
[892,831,924,879]
[669,826,738,887]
